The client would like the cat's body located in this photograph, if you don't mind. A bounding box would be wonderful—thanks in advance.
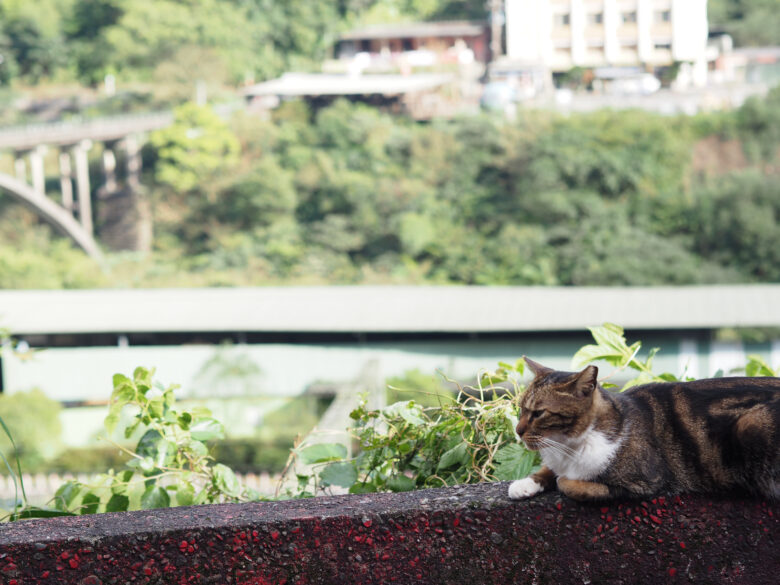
[508,358,780,502]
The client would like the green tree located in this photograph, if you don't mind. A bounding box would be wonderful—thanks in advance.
[709,0,780,46]
[0,0,70,82]
[688,172,780,282]
[735,86,780,166]
[149,103,240,193]
[0,390,62,471]
[64,0,123,84]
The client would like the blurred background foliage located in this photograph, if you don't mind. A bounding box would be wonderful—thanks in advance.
[1,87,778,289]
[0,0,777,287]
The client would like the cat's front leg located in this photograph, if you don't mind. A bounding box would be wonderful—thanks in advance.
[556,476,611,501]
[508,466,556,499]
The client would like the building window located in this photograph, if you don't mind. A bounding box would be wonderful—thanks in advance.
[587,12,604,25]
[654,10,672,23]
[553,13,571,27]
[654,42,672,51]
[621,11,637,24]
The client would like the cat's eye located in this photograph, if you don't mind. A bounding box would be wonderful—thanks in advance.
[530,409,545,419]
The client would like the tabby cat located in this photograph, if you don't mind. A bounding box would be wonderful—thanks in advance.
[508,357,780,502]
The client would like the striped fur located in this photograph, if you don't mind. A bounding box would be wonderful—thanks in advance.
[508,358,780,502]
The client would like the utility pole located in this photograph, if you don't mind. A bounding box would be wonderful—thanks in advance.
[489,0,504,63]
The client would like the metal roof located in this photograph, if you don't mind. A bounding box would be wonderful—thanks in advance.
[1,285,779,336]
[243,73,454,97]
[340,21,486,41]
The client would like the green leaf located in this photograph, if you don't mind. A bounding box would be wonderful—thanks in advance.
[186,440,209,457]
[493,444,536,480]
[112,373,131,391]
[349,482,377,494]
[141,486,171,509]
[397,440,414,454]
[573,323,639,369]
[383,401,426,426]
[318,461,358,488]
[106,494,129,513]
[193,488,211,505]
[134,456,156,473]
[590,323,627,351]
[148,397,165,419]
[53,481,82,511]
[571,343,622,368]
[124,419,142,439]
[0,414,27,503]
[155,440,176,468]
[178,412,193,429]
[745,354,777,377]
[645,347,661,370]
[136,429,162,458]
[81,492,101,515]
[387,474,416,492]
[190,417,225,441]
[10,507,76,520]
[176,482,195,506]
[437,443,468,472]
[104,407,121,435]
[213,463,241,497]
[298,443,347,465]
[133,367,154,391]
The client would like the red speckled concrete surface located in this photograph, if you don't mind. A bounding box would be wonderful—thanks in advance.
[0,482,778,584]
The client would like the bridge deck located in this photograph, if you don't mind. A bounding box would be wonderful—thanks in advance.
[0,112,173,150]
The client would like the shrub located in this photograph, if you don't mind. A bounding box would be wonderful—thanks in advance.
[0,389,62,472]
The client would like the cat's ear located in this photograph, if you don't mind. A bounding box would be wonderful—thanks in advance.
[523,357,553,378]
[573,365,599,397]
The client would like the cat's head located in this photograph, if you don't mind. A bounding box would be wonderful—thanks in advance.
[516,357,600,450]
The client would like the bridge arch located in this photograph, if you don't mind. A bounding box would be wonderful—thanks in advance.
[0,171,105,264]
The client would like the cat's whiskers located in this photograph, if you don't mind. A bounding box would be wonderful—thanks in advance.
[537,437,578,459]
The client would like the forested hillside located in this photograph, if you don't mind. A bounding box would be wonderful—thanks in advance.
[1,88,778,289]
[0,0,778,289]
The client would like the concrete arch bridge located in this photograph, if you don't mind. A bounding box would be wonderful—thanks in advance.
[0,112,173,262]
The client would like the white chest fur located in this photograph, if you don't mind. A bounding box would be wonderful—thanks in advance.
[540,425,623,481]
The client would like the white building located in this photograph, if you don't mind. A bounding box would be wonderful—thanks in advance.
[503,0,709,87]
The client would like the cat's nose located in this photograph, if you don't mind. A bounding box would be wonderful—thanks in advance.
[516,417,528,437]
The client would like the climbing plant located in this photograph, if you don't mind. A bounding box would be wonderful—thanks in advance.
[287,324,777,495]
[2,324,777,520]
[3,367,255,520]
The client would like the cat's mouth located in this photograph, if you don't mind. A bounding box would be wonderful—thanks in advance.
[521,437,540,451]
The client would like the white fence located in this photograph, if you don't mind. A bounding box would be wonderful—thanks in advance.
[0,471,280,507]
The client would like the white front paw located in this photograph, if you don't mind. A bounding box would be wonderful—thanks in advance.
[508,477,543,500]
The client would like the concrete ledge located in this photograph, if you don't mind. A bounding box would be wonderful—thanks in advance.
[1,482,778,584]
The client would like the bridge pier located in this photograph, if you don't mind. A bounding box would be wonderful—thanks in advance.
[102,144,118,196]
[13,152,26,182]
[71,139,93,234]
[29,145,47,196]
[58,151,74,211]
[95,135,152,253]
